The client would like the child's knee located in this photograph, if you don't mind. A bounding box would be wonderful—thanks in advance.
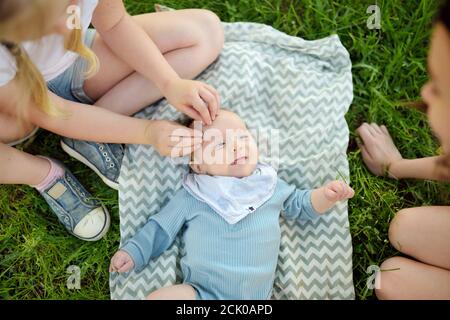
[375,257,406,300]
[195,9,224,52]
[388,208,421,252]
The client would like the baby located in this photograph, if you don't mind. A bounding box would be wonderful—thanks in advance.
[110,110,354,300]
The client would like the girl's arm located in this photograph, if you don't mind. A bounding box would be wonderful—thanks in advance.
[91,0,178,95]
[388,156,445,181]
[356,123,446,181]
[32,92,200,156]
[0,82,200,156]
[91,0,220,124]
[30,91,152,144]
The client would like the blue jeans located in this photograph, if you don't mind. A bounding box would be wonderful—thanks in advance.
[8,29,97,147]
[47,28,97,105]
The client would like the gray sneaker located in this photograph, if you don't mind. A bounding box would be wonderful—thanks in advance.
[61,138,123,190]
[38,160,110,241]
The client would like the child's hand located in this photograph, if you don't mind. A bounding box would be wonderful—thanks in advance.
[147,120,203,157]
[163,78,220,125]
[356,123,403,178]
[110,250,134,273]
[323,180,355,203]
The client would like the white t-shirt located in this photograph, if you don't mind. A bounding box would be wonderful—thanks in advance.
[0,0,99,87]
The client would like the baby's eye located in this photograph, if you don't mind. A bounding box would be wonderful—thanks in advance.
[216,142,226,149]
[239,135,249,140]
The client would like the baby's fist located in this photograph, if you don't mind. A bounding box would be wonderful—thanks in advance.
[323,180,354,203]
[109,250,134,273]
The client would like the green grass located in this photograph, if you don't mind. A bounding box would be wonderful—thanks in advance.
[1,0,449,300]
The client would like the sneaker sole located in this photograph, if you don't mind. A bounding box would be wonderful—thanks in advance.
[61,140,120,191]
[74,205,111,242]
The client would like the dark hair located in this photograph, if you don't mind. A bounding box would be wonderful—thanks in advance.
[438,0,450,29]
[407,0,450,113]
[396,1,450,181]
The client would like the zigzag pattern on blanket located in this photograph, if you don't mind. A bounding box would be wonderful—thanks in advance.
[111,22,354,300]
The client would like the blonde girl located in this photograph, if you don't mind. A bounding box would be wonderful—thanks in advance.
[0,0,223,241]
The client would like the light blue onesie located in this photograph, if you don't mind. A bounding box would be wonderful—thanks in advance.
[121,178,321,300]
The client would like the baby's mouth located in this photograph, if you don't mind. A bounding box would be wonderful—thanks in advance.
[231,156,248,165]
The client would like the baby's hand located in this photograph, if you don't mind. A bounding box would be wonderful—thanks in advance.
[323,180,354,203]
[109,250,134,273]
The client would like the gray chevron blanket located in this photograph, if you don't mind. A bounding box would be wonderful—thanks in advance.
[110,22,354,300]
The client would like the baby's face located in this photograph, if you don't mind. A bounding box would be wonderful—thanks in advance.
[190,110,258,177]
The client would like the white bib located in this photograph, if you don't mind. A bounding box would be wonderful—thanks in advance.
[182,163,278,224]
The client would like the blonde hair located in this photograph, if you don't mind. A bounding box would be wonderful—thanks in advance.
[0,0,99,118]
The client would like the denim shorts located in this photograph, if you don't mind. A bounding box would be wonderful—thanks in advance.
[8,29,96,147]
[46,28,97,105]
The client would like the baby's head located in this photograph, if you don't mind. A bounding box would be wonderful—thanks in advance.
[189,110,259,178]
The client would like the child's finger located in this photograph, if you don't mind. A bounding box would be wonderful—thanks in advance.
[118,260,133,273]
[327,186,338,199]
[204,85,220,117]
[204,84,221,114]
[199,87,217,121]
[345,187,355,199]
[110,261,120,273]
[371,123,383,135]
[169,136,203,148]
[168,128,202,153]
[348,188,355,198]
[356,124,376,147]
[170,134,203,141]
[333,182,344,195]
[339,183,352,199]
[192,95,212,125]
[360,144,374,163]
[169,125,199,139]
[324,187,338,201]
[341,189,351,200]
[363,122,379,137]
[172,144,202,157]
[355,136,362,148]
[178,105,203,123]
[113,259,124,270]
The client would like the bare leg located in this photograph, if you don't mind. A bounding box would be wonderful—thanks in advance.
[145,284,197,300]
[375,256,450,300]
[0,142,50,185]
[375,206,450,299]
[388,206,450,270]
[0,112,36,145]
[84,9,224,115]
